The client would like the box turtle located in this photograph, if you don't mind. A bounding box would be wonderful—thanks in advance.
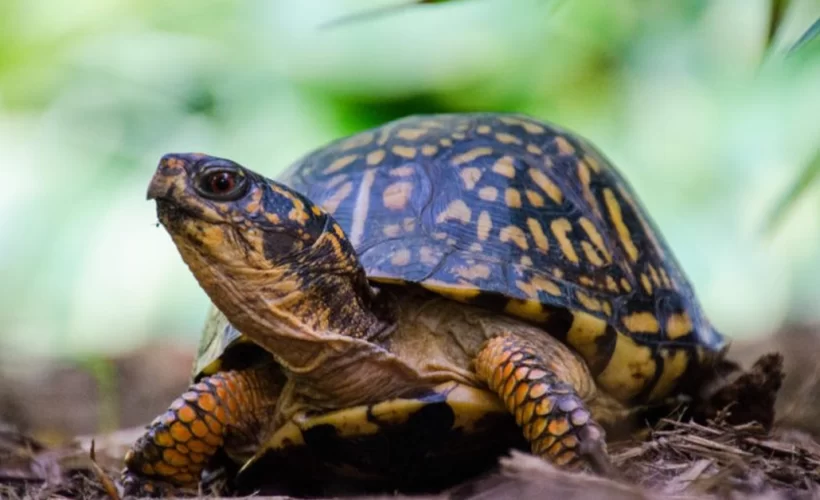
[122,113,728,496]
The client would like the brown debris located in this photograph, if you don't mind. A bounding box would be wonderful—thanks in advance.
[694,353,785,430]
[1,326,819,498]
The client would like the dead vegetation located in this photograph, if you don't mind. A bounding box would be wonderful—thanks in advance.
[1,325,819,499]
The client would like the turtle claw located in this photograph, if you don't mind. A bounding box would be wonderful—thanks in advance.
[120,469,195,498]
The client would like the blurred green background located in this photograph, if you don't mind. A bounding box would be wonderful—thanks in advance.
[1,0,819,369]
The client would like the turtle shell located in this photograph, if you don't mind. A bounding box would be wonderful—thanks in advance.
[278,112,727,404]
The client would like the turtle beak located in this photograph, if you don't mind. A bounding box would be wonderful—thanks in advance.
[147,153,202,201]
[146,172,170,201]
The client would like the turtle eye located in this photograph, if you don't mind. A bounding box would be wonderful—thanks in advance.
[196,168,248,201]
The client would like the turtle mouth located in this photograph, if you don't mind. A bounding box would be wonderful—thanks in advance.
[154,198,205,227]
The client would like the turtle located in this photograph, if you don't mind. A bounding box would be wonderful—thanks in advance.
[121,113,728,496]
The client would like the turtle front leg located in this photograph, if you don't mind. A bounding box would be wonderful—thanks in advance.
[121,364,282,497]
[475,333,616,476]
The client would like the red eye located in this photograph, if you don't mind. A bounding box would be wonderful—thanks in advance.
[197,168,248,200]
[208,171,235,194]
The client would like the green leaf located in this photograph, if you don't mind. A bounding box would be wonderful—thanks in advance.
[318,0,469,29]
[787,17,820,54]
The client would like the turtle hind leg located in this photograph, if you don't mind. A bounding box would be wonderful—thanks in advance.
[120,364,281,497]
[474,333,615,476]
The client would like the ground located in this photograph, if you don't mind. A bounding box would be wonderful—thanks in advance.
[1,324,819,499]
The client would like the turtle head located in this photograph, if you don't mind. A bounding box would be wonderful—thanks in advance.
[148,153,393,369]
[147,153,351,272]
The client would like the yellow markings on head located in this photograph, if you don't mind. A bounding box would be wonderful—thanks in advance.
[550,218,579,263]
[396,128,427,140]
[575,291,603,312]
[387,166,413,177]
[460,167,482,190]
[580,241,604,267]
[477,210,493,241]
[403,217,416,231]
[648,265,661,287]
[495,132,522,145]
[596,332,656,402]
[603,188,639,262]
[530,275,561,296]
[477,125,492,134]
[478,186,498,201]
[606,276,619,293]
[565,312,609,364]
[244,188,263,214]
[264,212,281,225]
[492,156,516,178]
[578,217,612,263]
[323,181,353,215]
[323,154,358,174]
[436,199,472,224]
[622,312,660,333]
[383,181,414,211]
[647,349,689,402]
[640,274,653,295]
[453,147,492,166]
[323,233,346,266]
[528,168,563,204]
[666,313,693,339]
[455,264,491,280]
[287,196,310,225]
[422,279,481,300]
[499,116,545,134]
[505,188,522,208]
[383,224,401,237]
[349,169,376,247]
[526,218,549,252]
[421,144,438,156]
[525,189,545,207]
[419,246,439,265]
[392,146,416,159]
[390,248,411,266]
[500,225,529,250]
[505,299,550,322]
[526,144,543,155]
[366,149,386,166]
[440,138,453,147]
[554,136,575,155]
[340,132,375,151]
[163,156,186,171]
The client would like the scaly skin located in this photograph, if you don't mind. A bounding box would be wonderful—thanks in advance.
[475,334,613,475]
[121,365,281,496]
